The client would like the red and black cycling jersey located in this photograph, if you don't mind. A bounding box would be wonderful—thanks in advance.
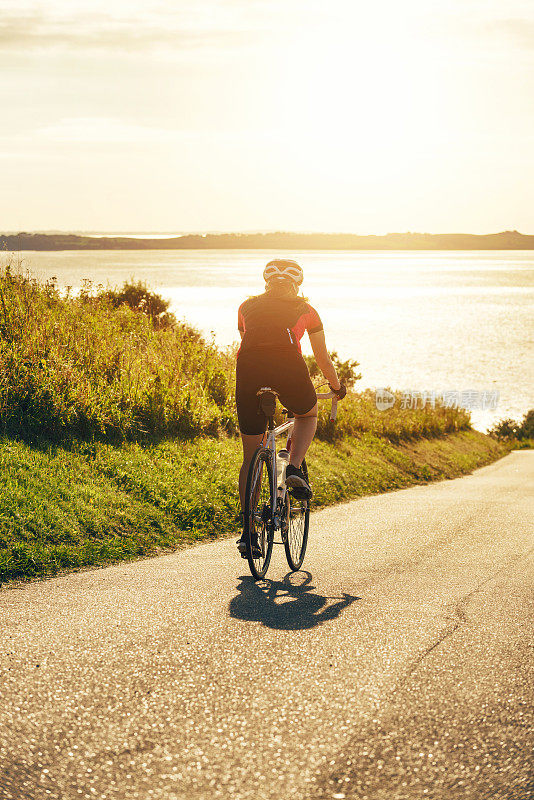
[237,294,323,355]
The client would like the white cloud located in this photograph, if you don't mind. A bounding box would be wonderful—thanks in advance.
[0,1,268,52]
[2,0,532,58]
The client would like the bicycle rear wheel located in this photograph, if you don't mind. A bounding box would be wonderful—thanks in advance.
[244,447,274,580]
[283,458,310,571]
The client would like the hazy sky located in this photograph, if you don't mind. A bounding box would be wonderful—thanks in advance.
[1,0,533,233]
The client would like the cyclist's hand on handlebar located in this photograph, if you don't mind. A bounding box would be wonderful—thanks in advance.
[329,382,347,400]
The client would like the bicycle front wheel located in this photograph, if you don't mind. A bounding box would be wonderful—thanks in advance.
[244,447,274,580]
[283,458,310,571]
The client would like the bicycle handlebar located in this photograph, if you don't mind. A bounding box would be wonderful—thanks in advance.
[316,390,338,421]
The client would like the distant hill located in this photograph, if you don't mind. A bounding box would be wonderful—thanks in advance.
[1,230,533,251]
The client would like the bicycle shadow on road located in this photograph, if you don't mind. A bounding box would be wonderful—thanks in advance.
[229,571,360,631]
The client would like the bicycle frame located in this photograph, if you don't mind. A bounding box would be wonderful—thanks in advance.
[262,416,294,528]
[259,390,337,530]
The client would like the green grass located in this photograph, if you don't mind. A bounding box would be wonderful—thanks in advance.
[0,430,508,584]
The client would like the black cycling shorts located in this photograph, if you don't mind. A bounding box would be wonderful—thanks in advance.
[236,348,317,435]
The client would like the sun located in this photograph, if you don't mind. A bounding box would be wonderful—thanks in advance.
[265,7,449,186]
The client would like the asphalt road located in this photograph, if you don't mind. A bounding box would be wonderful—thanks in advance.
[1,451,533,800]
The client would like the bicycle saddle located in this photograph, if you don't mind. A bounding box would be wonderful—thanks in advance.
[257,387,277,418]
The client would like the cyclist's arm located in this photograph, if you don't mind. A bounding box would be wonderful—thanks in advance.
[309,330,341,391]
[237,304,245,340]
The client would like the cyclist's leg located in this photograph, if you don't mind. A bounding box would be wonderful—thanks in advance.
[239,433,263,510]
[275,351,317,468]
[236,432,264,557]
[236,354,267,510]
[289,403,317,467]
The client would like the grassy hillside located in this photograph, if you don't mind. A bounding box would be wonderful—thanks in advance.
[0,431,507,584]
[0,267,236,441]
[0,266,469,444]
[0,265,510,584]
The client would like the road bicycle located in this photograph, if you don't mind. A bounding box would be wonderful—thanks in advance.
[243,387,337,580]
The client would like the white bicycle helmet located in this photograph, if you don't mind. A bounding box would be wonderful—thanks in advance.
[263,259,304,286]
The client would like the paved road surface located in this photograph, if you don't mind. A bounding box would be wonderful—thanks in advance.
[1,452,533,800]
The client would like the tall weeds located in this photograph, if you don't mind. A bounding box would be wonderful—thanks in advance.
[315,389,470,442]
[0,266,236,441]
[0,265,470,444]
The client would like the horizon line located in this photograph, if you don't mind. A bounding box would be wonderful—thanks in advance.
[3,228,533,238]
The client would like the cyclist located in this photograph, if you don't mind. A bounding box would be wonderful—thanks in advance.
[236,258,346,556]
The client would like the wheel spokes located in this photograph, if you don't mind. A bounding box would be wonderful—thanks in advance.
[287,496,307,561]
[250,458,271,567]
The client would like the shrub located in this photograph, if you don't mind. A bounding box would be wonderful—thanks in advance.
[489,409,534,441]
[304,351,362,389]
[101,280,177,329]
[519,409,534,439]
[0,267,236,442]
